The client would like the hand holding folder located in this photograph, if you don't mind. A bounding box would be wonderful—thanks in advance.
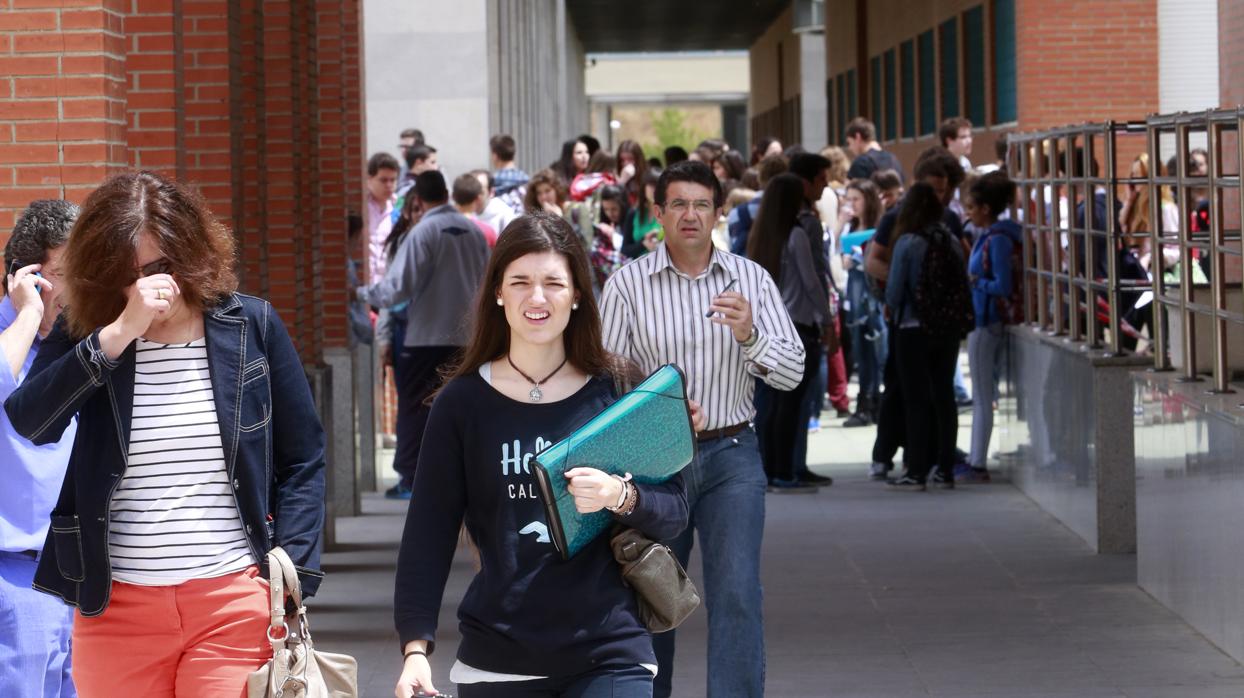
[532,364,697,559]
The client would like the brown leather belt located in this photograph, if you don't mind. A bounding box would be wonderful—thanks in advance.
[697,421,749,443]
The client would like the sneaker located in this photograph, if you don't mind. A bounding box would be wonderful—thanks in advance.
[843,411,872,428]
[384,482,413,500]
[800,471,833,486]
[930,471,956,490]
[956,466,992,484]
[768,478,819,494]
[886,475,927,491]
[869,462,891,481]
[807,417,821,433]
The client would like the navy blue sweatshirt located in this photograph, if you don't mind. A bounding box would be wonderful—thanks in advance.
[394,371,690,677]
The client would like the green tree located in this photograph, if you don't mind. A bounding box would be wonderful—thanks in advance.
[644,108,711,161]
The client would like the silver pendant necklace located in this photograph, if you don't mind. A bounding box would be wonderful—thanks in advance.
[506,354,569,402]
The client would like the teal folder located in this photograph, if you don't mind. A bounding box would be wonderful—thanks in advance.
[532,364,696,559]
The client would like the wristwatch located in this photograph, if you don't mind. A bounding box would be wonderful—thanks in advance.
[739,326,759,348]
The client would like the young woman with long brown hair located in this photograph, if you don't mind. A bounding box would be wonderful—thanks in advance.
[393,212,697,698]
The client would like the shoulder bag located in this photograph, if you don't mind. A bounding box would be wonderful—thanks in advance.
[247,547,358,698]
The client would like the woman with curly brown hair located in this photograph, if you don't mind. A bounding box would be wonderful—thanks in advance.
[4,171,326,696]
[524,168,567,218]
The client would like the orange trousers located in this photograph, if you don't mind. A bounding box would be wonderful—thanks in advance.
[71,566,272,697]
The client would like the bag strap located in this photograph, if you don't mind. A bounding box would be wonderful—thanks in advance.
[265,546,308,653]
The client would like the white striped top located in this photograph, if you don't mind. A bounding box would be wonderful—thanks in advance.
[600,243,805,430]
[108,338,254,586]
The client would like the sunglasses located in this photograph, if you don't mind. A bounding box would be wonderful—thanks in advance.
[138,258,173,277]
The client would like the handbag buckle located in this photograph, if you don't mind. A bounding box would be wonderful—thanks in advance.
[267,622,290,643]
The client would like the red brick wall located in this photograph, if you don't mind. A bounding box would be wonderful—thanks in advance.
[1,2,129,231]
[0,1,362,362]
[1222,0,1244,108]
[1015,0,1159,131]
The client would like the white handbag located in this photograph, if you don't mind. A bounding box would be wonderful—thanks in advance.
[247,547,359,698]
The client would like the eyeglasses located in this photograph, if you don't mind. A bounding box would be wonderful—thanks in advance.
[663,199,715,215]
[137,258,172,277]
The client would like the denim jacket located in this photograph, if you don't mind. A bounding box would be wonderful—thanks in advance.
[3,293,326,616]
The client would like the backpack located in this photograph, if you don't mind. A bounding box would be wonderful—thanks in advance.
[729,198,755,256]
[913,223,975,339]
[982,231,1024,325]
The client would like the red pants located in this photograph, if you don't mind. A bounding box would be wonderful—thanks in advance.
[71,566,271,697]
[827,315,850,412]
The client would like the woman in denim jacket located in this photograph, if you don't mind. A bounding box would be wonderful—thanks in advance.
[4,171,326,696]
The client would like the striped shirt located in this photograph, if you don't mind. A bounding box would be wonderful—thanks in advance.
[600,243,805,430]
[108,338,254,586]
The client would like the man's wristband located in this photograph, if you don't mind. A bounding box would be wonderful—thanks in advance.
[404,649,427,660]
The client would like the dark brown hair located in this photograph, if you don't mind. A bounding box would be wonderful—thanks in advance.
[63,171,237,337]
[448,211,624,381]
[845,117,876,143]
[845,178,883,229]
[745,173,805,283]
[938,117,972,148]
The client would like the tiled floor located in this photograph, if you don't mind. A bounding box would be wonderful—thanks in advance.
[312,415,1244,697]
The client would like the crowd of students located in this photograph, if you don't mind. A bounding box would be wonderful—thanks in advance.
[0,114,1025,698]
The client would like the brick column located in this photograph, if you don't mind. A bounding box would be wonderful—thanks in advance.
[0,2,128,235]
[1221,0,1244,108]
[123,0,183,174]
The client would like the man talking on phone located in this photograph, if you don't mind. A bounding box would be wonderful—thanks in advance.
[0,200,79,698]
[601,161,804,697]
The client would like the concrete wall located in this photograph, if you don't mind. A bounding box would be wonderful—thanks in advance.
[1134,371,1244,662]
[998,326,1149,553]
[363,0,491,179]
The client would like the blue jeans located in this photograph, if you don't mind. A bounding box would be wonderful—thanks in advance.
[457,665,653,697]
[653,429,765,698]
[846,268,887,398]
[0,552,75,698]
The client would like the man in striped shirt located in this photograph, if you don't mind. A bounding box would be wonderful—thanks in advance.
[601,160,805,698]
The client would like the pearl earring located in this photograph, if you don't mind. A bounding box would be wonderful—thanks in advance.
[572,303,579,310]
[496,298,504,306]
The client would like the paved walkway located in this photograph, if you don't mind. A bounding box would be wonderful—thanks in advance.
[312,416,1244,697]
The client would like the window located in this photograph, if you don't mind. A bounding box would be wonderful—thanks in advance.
[901,40,915,138]
[847,68,857,119]
[836,72,846,140]
[870,55,882,130]
[884,49,896,141]
[940,18,959,119]
[993,0,1017,123]
[918,30,935,134]
[964,5,986,126]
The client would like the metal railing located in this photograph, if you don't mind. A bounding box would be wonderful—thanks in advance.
[1007,108,1244,394]
[1145,109,1243,393]
[1007,121,1150,356]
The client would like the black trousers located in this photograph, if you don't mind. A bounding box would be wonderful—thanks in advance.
[894,328,960,482]
[871,320,905,465]
[760,323,822,482]
[394,345,459,487]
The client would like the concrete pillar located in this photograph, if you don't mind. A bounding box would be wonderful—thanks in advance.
[362,0,490,178]
[798,30,827,149]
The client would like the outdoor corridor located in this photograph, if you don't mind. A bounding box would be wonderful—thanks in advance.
[312,417,1244,698]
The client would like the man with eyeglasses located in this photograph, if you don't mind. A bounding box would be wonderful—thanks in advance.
[0,200,79,698]
[601,160,805,697]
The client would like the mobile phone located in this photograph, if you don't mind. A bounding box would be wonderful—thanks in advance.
[6,259,42,294]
